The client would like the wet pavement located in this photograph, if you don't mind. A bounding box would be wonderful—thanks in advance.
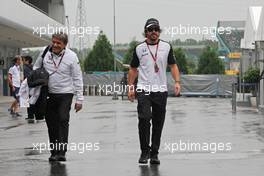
[0,96,264,176]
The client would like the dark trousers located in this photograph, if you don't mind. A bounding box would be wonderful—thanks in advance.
[137,91,168,156]
[27,104,35,119]
[45,93,73,155]
[27,104,45,120]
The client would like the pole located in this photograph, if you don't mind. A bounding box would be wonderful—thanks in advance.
[112,0,118,100]
[113,0,116,74]
[232,83,237,113]
[65,16,70,48]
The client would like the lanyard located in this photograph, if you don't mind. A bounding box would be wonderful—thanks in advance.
[146,41,160,73]
[146,42,159,63]
[48,51,65,76]
[50,52,65,69]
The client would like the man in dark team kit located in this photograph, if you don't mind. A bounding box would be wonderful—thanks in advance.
[128,18,181,164]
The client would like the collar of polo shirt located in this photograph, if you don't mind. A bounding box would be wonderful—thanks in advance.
[50,46,65,57]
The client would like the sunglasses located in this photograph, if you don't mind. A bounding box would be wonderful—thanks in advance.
[147,26,160,32]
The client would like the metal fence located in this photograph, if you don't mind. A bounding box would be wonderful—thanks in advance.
[83,73,237,97]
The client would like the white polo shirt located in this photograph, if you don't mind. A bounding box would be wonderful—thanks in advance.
[130,39,176,92]
[34,47,84,104]
[8,65,21,88]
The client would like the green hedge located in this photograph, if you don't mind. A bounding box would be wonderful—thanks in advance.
[243,67,260,83]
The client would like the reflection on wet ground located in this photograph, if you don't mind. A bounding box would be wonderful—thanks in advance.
[49,162,68,176]
[1,97,264,176]
[138,165,160,176]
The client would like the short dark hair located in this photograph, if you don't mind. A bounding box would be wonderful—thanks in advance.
[23,55,33,64]
[13,55,21,63]
[52,32,68,45]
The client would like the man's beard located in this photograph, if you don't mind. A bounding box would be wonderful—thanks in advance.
[150,34,158,41]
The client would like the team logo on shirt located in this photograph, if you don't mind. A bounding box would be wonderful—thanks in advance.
[142,48,148,57]
[46,60,53,64]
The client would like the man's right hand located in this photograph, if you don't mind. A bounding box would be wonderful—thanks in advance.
[75,103,82,112]
[128,90,135,102]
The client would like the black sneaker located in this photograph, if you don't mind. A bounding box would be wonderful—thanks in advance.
[26,115,34,120]
[138,151,150,164]
[9,109,15,115]
[15,113,22,117]
[56,154,66,162]
[27,119,35,123]
[150,155,160,165]
[49,154,57,162]
[36,119,45,123]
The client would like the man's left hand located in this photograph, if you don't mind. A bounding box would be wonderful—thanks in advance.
[175,82,181,96]
[75,103,82,112]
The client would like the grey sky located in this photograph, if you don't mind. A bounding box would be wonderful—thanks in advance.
[64,0,264,46]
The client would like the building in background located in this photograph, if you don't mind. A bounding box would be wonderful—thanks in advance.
[240,6,264,110]
[217,21,245,75]
[240,7,262,74]
[0,0,65,96]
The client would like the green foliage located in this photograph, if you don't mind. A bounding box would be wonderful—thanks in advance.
[187,59,196,74]
[123,40,139,65]
[243,67,260,83]
[197,46,224,74]
[84,31,114,72]
[170,39,218,48]
[174,48,189,74]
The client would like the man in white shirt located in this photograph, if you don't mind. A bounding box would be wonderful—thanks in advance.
[128,18,181,165]
[8,56,22,117]
[34,32,83,162]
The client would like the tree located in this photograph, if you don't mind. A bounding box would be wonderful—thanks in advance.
[84,31,114,72]
[197,46,224,74]
[243,67,260,95]
[200,39,218,49]
[243,67,260,83]
[185,38,198,45]
[187,59,196,74]
[123,40,138,65]
[174,48,189,74]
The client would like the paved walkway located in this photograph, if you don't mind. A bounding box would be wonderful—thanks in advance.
[0,96,264,176]
[0,96,13,104]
